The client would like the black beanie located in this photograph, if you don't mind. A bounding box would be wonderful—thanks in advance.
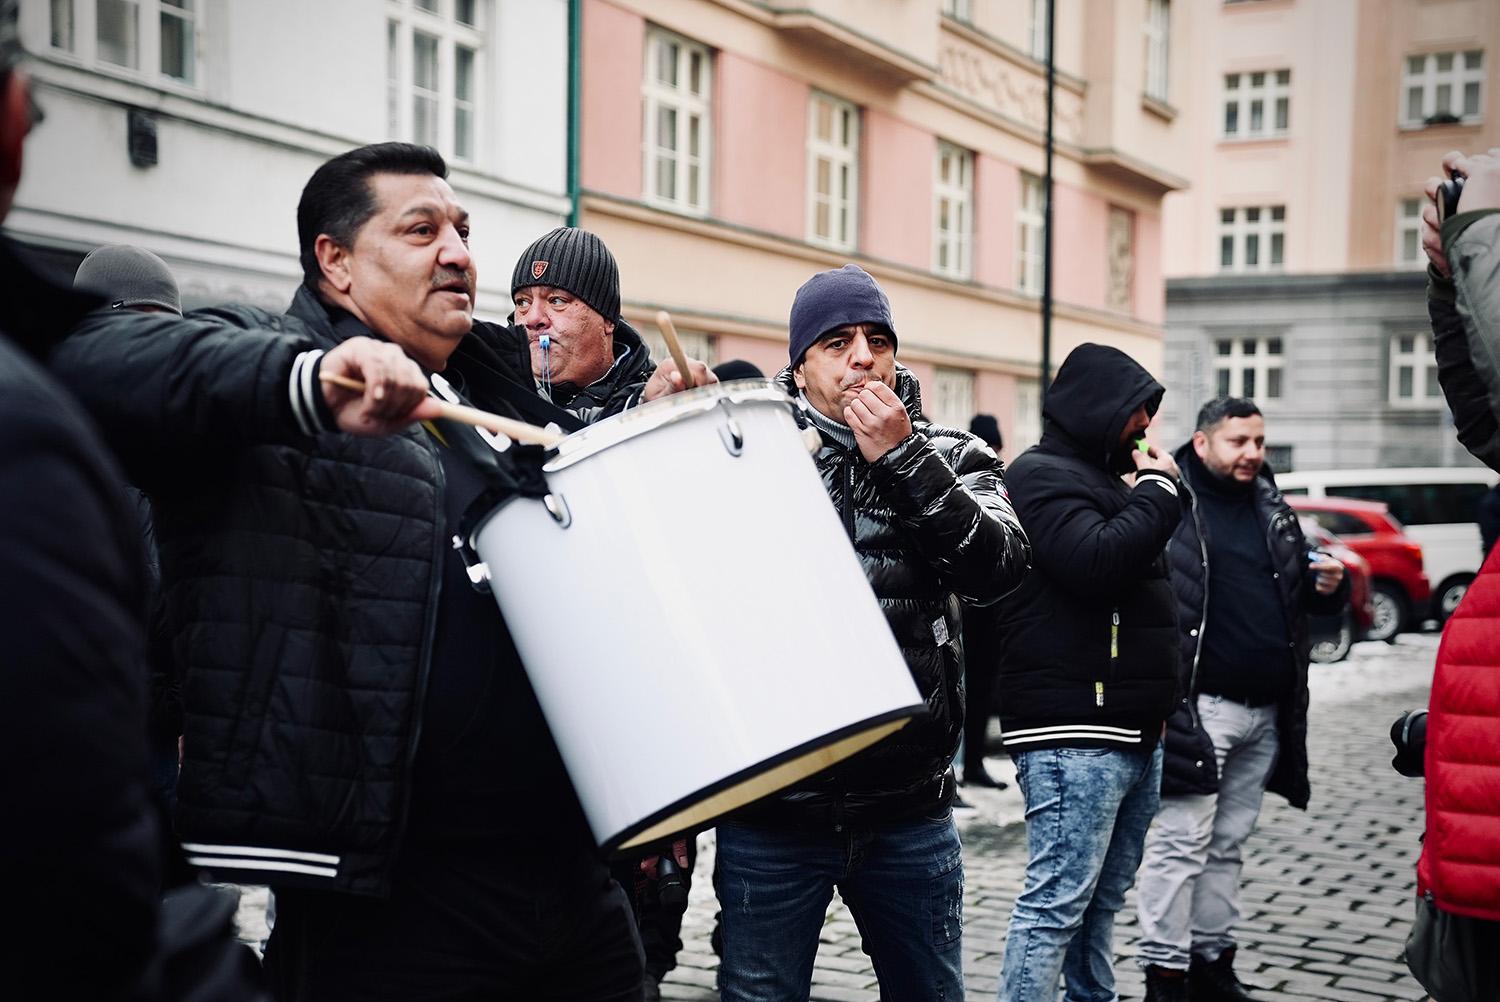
[787,264,896,367]
[511,227,621,322]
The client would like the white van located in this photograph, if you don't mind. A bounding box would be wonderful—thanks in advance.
[1277,467,1498,621]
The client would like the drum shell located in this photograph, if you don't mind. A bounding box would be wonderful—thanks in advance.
[471,386,922,852]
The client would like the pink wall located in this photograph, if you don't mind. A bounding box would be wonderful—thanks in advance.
[581,0,643,198]
[716,54,806,239]
[860,110,932,270]
[1051,183,1108,312]
[974,155,1018,289]
[716,333,791,379]
[1133,210,1163,325]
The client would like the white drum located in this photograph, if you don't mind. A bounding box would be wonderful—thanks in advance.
[469,381,925,853]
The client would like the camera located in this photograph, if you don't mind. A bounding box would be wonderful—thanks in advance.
[657,853,688,910]
[1390,708,1428,778]
[1437,175,1465,224]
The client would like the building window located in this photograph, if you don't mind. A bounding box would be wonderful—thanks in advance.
[1107,207,1135,313]
[1389,333,1442,405]
[1402,51,1485,126]
[929,367,976,430]
[934,142,973,280]
[387,0,485,162]
[808,92,860,251]
[1223,69,1289,139]
[1397,198,1424,267]
[642,27,711,215]
[50,0,200,84]
[1143,0,1170,102]
[1213,336,1284,400]
[941,0,973,22]
[1218,205,1285,273]
[1017,172,1045,296]
[1029,0,1050,61]
[1014,379,1042,451]
[642,327,717,369]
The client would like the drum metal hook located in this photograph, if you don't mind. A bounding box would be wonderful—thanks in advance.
[451,534,492,592]
[717,398,745,457]
[544,492,572,528]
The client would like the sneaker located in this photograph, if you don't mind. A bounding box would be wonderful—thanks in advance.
[1143,965,1191,1002]
[1190,947,1257,1001]
[960,762,1009,790]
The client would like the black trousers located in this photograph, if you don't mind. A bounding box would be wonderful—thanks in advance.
[961,604,1001,768]
[264,841,644,1001]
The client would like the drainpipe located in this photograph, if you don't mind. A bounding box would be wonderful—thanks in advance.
[566,0,581,227]
[1040,0,1056,395]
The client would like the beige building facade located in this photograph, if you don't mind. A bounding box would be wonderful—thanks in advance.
[1159,0,1500,469]
[577,0,1192,459]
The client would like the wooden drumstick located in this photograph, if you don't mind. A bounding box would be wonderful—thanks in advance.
[318,372,566,448]
[655,310,697,391]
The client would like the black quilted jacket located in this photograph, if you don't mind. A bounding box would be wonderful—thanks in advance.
[743,365,1031,826]
[49,286,540,897]
[1162,444,1347,809]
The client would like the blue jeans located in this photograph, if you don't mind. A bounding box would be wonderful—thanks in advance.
[999,742,1163,1002]
[715,813,965,1001]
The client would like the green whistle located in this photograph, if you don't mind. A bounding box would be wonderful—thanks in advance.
[1135,438,1150,454]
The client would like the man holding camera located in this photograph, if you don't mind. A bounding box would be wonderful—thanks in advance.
[1404,148,1500,997]
[1135,397,1345,1002]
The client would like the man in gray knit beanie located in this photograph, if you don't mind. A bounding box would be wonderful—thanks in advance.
[74,245,182,315]
[510,226,711,415]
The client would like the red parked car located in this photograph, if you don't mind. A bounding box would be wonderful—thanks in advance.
[1289,497,1430,643]
[1299,518,1375,663]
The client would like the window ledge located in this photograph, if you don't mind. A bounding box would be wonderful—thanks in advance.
[1218,133,1291,148]
[1142,94,1177,122]
[1398,118,1484,133]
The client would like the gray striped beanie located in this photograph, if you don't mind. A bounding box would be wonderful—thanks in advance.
[511,227,620,322]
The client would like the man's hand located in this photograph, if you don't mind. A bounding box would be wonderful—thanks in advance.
[1311,556,1345,596]
[1131,442,1180,481]
[846,380,913,463]
[642,358,717,401]
[320,336,441,436]
[1422,147,1500,279]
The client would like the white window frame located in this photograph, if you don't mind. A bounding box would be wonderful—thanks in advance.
[929,367,975,431]
[1014,379,1042,452]
[1389,332,1443,407]
[1143,0,1170,103]
[1029,0,1050,61]
[934,141,973,280]
[1396,198,1424,268]
[48,0,201,89]
[807,92,860,251]
[1212,336,1284,401]
[1401,50,1485,127]
[642,26,712,216]
[1017,172,1045,296]
[941,0,973,22]
[386,0,486,164]
[1218,205,1285,273]
[1222,69,1290,139]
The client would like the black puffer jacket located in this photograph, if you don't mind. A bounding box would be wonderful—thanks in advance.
[1163,445,1347,809]
[996,344,1182,752]
[744,365,1030,826]
[48,286,538,897]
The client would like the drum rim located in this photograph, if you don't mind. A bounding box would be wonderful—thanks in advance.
[543,379,794,473]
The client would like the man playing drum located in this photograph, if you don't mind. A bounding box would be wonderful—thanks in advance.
[50,143,652,1001]
[714,264,1032,1000]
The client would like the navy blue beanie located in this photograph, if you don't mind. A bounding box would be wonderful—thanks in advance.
[788,264,897,367]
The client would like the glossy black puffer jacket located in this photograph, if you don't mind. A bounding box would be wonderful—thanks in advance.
[741,365,1031,827]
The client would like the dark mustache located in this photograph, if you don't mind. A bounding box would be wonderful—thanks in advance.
[431,268,473,294]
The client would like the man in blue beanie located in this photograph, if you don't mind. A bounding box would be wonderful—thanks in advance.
[715,264,1032,1001]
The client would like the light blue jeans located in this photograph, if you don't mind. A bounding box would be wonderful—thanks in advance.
[998,741,1163,1002]
[1136,694,1279,970]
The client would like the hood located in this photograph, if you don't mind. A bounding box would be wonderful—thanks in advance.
[1042,343,1164,469]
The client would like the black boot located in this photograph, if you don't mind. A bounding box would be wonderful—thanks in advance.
[1143,965,1191,1002]
[1190,947,1257,1001]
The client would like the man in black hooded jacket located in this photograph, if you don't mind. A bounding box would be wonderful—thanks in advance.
[994,343,1182,1002]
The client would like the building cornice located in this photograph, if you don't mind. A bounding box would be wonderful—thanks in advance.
[938,17,1088,96]
[1167,270,1427,302]
[707,1,936,82]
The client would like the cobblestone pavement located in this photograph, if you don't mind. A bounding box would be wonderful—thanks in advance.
[234,635,1439,1001]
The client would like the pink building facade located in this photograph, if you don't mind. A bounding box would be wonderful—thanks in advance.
[578,0,1187,458]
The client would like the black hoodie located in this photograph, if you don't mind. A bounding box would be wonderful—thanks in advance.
[995,344,1182,752]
